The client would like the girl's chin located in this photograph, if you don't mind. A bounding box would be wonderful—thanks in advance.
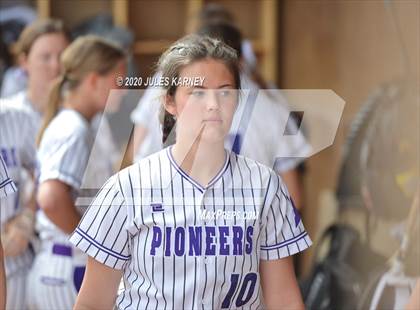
[200,128,226,143]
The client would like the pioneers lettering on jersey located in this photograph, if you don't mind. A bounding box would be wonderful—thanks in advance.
[150,225,254,257]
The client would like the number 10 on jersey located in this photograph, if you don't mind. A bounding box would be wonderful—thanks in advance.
[222,272,258,308]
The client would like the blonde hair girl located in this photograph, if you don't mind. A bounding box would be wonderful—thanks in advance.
[26,35,126,310]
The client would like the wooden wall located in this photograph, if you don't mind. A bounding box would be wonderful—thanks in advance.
[280,0,419,272]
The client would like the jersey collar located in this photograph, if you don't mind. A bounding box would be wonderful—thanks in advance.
[166,146,230,193]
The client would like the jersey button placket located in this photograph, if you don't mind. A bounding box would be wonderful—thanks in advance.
[201,189,213,308]
[197,189,207,308]
[202,189,212,307]
[201,189,207,261]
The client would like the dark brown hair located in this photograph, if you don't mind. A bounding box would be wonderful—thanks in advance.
[157,34,241,145]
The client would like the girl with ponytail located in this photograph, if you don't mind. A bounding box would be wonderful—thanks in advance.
[26,35,126,310]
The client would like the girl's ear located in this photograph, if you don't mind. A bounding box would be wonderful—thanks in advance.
[164,94,177,117]
[85,72,98,89]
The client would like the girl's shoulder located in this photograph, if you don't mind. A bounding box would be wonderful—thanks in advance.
[231,152,278,178]
[228,152,283,193]
[45,109,91,139]
[112,148,168,191]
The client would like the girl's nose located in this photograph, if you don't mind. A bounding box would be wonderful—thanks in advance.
[207,90,220,110]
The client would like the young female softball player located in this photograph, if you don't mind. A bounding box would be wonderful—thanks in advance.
[0,99,38,309]
[71,34,312,310]
[26,35,126,309]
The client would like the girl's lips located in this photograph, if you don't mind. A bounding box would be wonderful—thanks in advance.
[203,119,222,123]
[203,117,222,122]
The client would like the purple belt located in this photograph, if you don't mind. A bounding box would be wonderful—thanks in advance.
[52,244,72,257]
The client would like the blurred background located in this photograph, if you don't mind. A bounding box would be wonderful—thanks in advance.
[1,0,419,308]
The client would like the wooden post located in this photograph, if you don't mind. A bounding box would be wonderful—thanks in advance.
[37,0,50,18]
[261,0,278,83]
[113,0,129,27]
[185,0,204,34]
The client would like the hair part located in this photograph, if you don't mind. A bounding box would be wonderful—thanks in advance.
[37,35,126,146]
[157,34,240,146]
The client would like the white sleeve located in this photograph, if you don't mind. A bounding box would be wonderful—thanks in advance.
[241,40,257,70]
[130,87,163,127]
[130,72,164,126]
[0,154,16,198]
[38,131,90,190]
[69,174,131,269]
[259,173,312,260]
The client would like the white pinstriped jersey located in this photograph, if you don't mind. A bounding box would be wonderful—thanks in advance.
[11,91,118,190]
[70,147,312,309]
[37,109,94,247]
[0,99,37,275]
[12,91,43,132]
[0,153,16,198]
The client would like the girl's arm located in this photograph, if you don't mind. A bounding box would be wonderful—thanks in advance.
[3,172,37,257]
[37,179,81,234]
[280,169,303,210]
[260,257,305,310]
[74,257,123,310]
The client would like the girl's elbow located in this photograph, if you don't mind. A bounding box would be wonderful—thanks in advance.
[37,184,60,214]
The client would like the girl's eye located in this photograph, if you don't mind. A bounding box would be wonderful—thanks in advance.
[192,90,205,98]
[220,90,231,97]
[218,89,235,98]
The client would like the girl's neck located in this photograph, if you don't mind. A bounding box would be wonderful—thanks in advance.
[172,139,227,188]
[27,87,47,114]
[62,92,97,122]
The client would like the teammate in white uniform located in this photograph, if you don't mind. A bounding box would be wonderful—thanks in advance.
[0,154,16,309]
[26,35,127,310]
[0,100,37,309]
[72,35,311,309]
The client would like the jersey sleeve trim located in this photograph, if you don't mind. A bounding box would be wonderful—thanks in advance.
[39,170,81,190]
[259,232,312,260]
[72,227,131,261]
[260,231,308,250]
[0,178,16,197]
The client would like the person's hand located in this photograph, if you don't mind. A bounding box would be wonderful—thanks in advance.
[1,208,35,257]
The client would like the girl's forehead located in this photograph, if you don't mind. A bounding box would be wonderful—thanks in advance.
[178,58,235,88]
[30,33,69,54]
